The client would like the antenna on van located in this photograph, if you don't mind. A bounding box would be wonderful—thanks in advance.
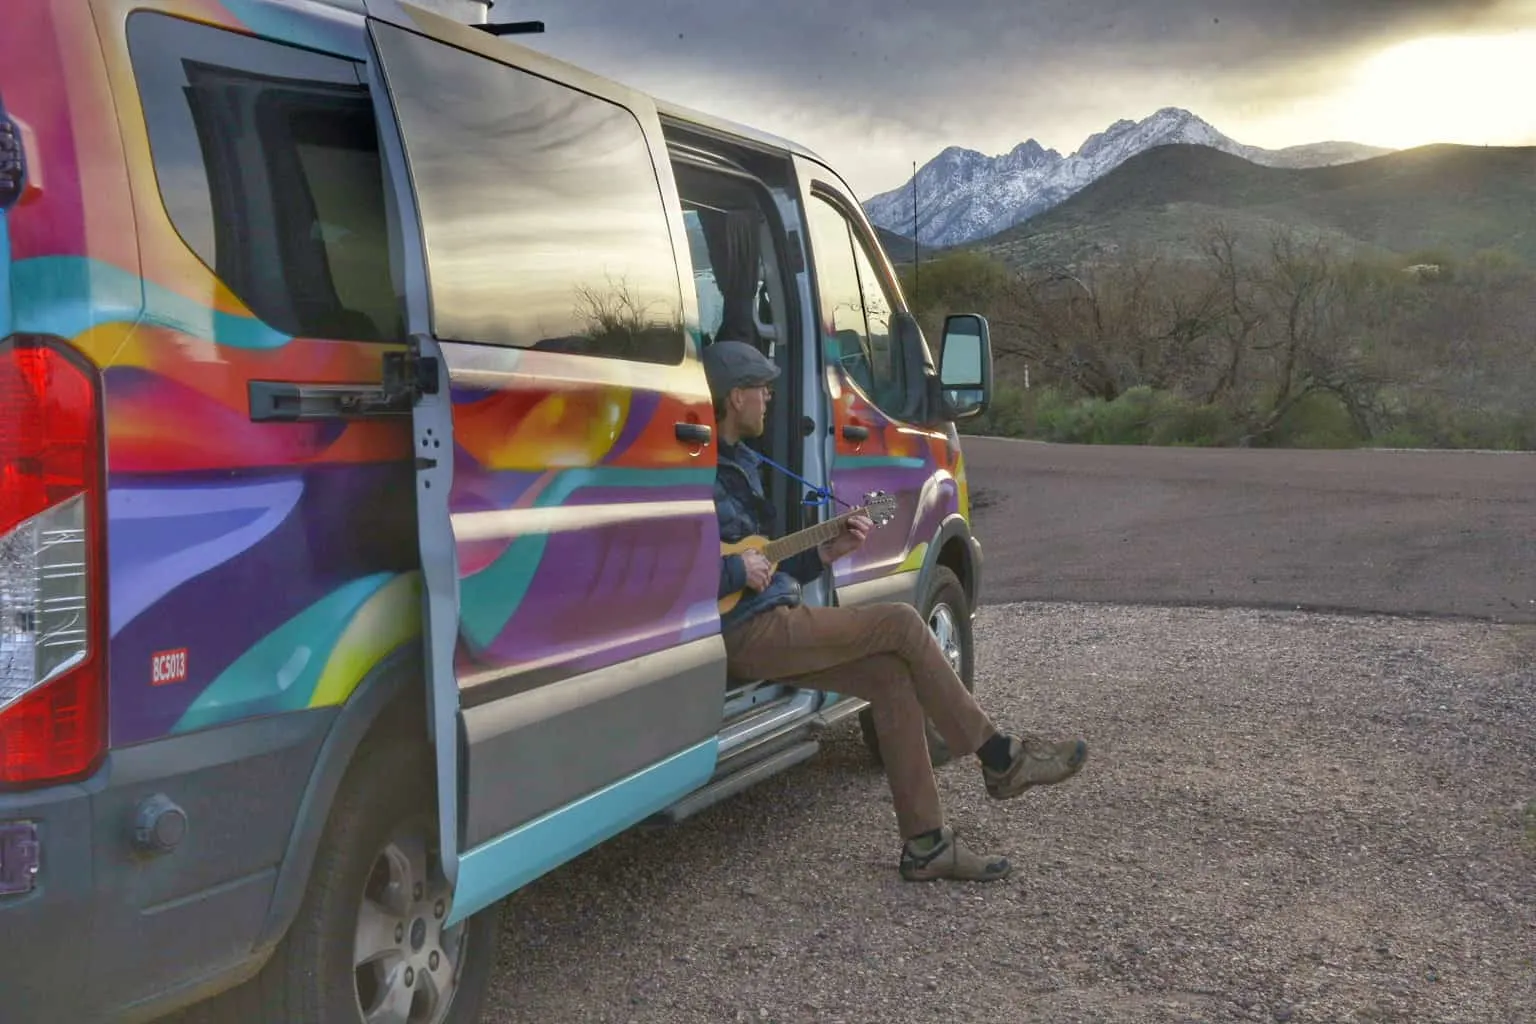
[475,20,546,35]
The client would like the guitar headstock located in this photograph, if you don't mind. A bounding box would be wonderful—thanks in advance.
[857,491,899,527]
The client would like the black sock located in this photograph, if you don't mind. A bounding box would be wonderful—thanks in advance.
[977,732,1014,772]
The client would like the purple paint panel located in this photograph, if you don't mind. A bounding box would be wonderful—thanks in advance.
[107,462,416,744]
[483,514,713,666]
[453,492,718,683]
[828,462,957,587]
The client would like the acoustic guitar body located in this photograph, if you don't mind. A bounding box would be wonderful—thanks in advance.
[718,535,775,615]
[714,491,895,617]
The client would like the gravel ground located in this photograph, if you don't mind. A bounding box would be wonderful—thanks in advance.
[484,602,1536,1024]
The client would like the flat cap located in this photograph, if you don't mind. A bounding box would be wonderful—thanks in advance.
[702,340,781,399]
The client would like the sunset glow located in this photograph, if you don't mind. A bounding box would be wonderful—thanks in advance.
[1332,31,1536,149]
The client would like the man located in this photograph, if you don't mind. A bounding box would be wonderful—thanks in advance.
[704,339,1089,882]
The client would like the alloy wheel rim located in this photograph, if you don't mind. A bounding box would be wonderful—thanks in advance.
[929,602,963,676]
[352,826,468,1024]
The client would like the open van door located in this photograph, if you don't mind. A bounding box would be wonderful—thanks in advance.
[792,156,947,610]
[365,2,726,924]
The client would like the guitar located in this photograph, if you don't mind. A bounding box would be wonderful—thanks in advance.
[718,491,899,614]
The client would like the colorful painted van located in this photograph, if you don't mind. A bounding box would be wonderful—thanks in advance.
[0,0,996,1020]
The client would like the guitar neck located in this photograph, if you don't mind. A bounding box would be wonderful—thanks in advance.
[762,510,860,564]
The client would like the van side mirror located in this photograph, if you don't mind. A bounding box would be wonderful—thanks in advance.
[938,314,993,420]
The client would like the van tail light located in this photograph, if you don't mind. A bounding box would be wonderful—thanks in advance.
[0,335,107,786]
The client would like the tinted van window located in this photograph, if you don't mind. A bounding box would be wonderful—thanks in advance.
[128,13,401,341]
[806,193,907,413]
[370,23,686,365]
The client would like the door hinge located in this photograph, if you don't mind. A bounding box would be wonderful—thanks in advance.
[382,339,440,405]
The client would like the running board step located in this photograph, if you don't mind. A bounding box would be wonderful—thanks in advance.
[648,740,820,825]
[808,696,868,733]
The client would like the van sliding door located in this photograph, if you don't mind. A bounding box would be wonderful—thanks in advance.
[366,8,725,920]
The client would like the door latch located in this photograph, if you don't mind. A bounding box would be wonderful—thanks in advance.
[248,339,441,422]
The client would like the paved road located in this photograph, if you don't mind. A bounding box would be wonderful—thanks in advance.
[964,438,1535,623]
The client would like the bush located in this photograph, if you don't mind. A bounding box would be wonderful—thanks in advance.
[1148,402,1241,447]
[960,383,1535,451]
[1373,394,1536,451]
[963,384,1242,447]
[961,383,1035,438]
[1264,392,1363,449]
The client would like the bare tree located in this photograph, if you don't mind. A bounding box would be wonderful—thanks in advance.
[1200,222,1265,405]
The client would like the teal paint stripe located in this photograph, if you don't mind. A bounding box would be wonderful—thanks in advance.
[219,0,369,58]
[142,275,291,349]
[837,456,927,470]
[10,256,141,338]
[528,466,717,495]
[458,465,716,647]
[11,256,290,349]
[173,572,397,733]
[447,738,718,926]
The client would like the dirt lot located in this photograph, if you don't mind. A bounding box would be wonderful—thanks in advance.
[486,602,1536,1024]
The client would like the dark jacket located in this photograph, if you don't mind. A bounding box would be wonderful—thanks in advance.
[716,440,825,631]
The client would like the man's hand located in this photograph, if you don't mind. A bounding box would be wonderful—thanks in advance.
[819,513,873,565]
[741,549,774,592]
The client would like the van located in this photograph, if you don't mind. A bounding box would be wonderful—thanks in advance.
[0,0,996,1020]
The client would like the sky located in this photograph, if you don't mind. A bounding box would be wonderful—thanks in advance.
[515,0,1536,198]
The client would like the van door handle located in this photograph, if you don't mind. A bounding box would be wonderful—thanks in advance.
[674,422,712,444]
[248,380,410,421]
[841,425,870,442]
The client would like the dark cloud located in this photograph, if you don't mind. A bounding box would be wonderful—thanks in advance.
[517,0,1536,194]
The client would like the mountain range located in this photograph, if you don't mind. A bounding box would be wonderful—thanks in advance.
[864,107,1391,248]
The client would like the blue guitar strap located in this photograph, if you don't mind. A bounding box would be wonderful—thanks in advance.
[753,448,857,513]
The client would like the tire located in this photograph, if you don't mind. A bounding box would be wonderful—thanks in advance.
[176,738,502,1024]
[860,565,976,768]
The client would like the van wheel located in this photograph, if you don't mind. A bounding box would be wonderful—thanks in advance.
[860,566,975,768]
[180,740,502,1023]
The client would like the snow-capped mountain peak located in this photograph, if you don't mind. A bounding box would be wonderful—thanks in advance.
[863,108,1389,248]
[1077,107,1228,163]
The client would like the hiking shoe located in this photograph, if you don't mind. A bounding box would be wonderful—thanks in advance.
[984,735,1088,800]
[899,826,1011,882]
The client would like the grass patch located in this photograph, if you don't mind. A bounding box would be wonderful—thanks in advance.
[1267,392,1362,449]
[962,384,1535,450]
[1372,394,1536,451]
[963,385,1243,446]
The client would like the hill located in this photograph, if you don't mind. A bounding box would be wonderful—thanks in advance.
[873,226,937,266]
[973,143,1536,269]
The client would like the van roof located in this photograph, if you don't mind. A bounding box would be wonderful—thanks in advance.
[340,0,493,22]
[653,97,831,169]
[297,2,842,185]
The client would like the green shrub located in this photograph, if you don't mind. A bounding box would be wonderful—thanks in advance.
[1372,393,1536,451]
[965,384,1241,447]
[1266,392,1363,449]
[959,383,1532,451]
[960,383,1033,437]
[1148,401,1241,447]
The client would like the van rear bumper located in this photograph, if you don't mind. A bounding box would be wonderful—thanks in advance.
[0,708,334,1023]
[0,781,99,1021]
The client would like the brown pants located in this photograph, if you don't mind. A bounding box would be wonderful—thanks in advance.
[722,601,998,839]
